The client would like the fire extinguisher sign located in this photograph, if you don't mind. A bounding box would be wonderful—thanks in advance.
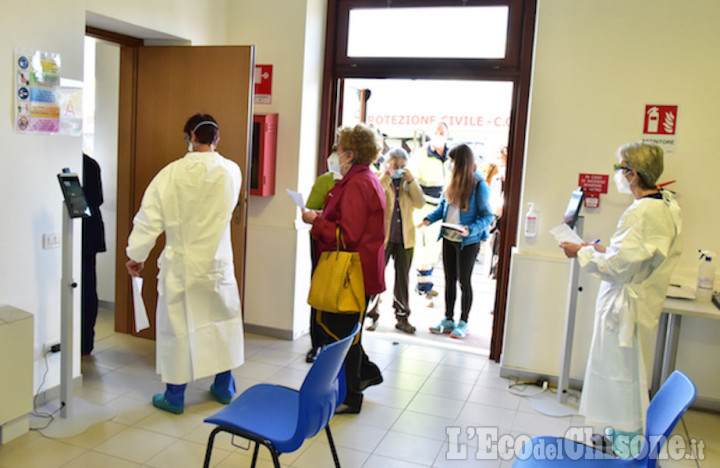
[642,104,678,154]
[643,105,677,134]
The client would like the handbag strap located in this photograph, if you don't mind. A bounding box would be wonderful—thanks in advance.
[335,226,347,251]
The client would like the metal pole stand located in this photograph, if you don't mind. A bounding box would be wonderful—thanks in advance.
[37,201,115,438]
[531,217,584,417]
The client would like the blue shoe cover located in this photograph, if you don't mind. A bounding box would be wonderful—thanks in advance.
[152,393,184,414]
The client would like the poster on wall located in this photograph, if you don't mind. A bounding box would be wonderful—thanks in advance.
[641,104,677,154]
[15,48,62,134]
[578,173,608,208]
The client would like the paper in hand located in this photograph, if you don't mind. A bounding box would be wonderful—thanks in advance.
[286,189,305,209]
[131,277,150,332]
[441,222,466,233]
[549,223,584,244]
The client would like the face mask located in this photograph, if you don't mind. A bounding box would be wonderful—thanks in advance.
[433,135,447,148]
[391,168,405,180]
[613,170,633,194]
[327,152,342,176]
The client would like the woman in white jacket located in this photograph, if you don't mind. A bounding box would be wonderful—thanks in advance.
[126,114,244,414]
[560,142,682,457]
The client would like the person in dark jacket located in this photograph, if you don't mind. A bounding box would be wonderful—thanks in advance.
[81,153,106,355]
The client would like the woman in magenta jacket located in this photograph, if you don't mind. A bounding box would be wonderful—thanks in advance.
[302,123,386,414]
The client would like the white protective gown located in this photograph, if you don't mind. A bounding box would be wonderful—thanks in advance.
[127,151,244,384]
[577,190,682,431]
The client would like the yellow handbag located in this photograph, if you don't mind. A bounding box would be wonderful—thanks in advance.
[308,227,365,314]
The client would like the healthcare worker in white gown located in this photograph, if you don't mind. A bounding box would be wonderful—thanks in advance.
[126,114,244,414]
[560,142,682,458]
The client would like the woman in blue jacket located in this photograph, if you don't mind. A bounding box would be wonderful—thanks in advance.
[419,144,494,338]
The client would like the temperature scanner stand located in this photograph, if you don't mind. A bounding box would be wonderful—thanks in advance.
[532,188,585,417]
[39,169,114,438]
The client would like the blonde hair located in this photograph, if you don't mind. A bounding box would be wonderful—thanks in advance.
[336,124,382,165]
[618,142,663,189]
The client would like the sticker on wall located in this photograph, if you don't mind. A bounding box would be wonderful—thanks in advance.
[641,104,678,154]
[14,47,61,134]
[58,78,83,137]
[254,64,273,105]
[578,173,608,208]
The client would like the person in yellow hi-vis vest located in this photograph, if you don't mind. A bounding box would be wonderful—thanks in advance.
[411,122,452,306]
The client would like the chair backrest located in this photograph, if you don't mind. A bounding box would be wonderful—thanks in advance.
[291,323,360,448]
[642,370,696,467]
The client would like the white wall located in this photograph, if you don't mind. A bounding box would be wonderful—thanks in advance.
[93,40,120,303]
[0,0,228,393]
[225,0,326,338]
[502,0,720,402]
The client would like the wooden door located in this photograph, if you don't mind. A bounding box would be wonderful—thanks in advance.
[115,45,254,338]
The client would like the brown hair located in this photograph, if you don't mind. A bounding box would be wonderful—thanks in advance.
[446,144,476,211]
[184,113,219,145]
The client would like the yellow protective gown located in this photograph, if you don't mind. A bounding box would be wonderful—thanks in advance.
[127,151,244,384]
[411,144,452,270]
[577,190,682,431]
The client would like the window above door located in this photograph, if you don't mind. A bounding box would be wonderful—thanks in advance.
[347,5,508,59]
[334,0,527,76]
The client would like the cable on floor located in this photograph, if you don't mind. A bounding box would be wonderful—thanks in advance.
[29,350,64,431]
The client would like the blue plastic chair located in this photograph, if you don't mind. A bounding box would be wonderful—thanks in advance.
[202,324,360,468]
[512,370,696,467]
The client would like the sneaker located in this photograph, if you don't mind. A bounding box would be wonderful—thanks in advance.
[395,317,416,334]
[429,318,454,334]
[424,292,435,308]
[152,393,184,414]
[450,320,468,339]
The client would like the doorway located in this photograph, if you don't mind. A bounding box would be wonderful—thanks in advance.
[81,36,120,347]
[84,25,255,340]
[320,0,537,360]
[340,78,513,354]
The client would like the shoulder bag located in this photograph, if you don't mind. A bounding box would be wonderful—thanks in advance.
[308,227,365,314]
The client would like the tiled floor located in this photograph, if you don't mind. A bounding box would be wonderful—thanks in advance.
[2,306,718,467]
[366,241,496,353]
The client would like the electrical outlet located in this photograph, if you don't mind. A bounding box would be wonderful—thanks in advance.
[44,342,61,354]
[42,232,61,249]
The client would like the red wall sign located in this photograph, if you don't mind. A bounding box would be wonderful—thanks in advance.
[254,65,273,104]
[643,105,677,135]
[578,173,609,208]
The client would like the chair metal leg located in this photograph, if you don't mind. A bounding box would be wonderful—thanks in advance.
[271,449,282,468]
[250,442,259,467]
[203,427,222,468]
[325,425,342,468]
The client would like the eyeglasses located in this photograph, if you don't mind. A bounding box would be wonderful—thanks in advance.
[613,164,632,172]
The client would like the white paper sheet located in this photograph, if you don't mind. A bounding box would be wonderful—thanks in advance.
[441,222,466,233]
[131,277,150,332]
[286,189,305,209]
[549,223,584,244]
